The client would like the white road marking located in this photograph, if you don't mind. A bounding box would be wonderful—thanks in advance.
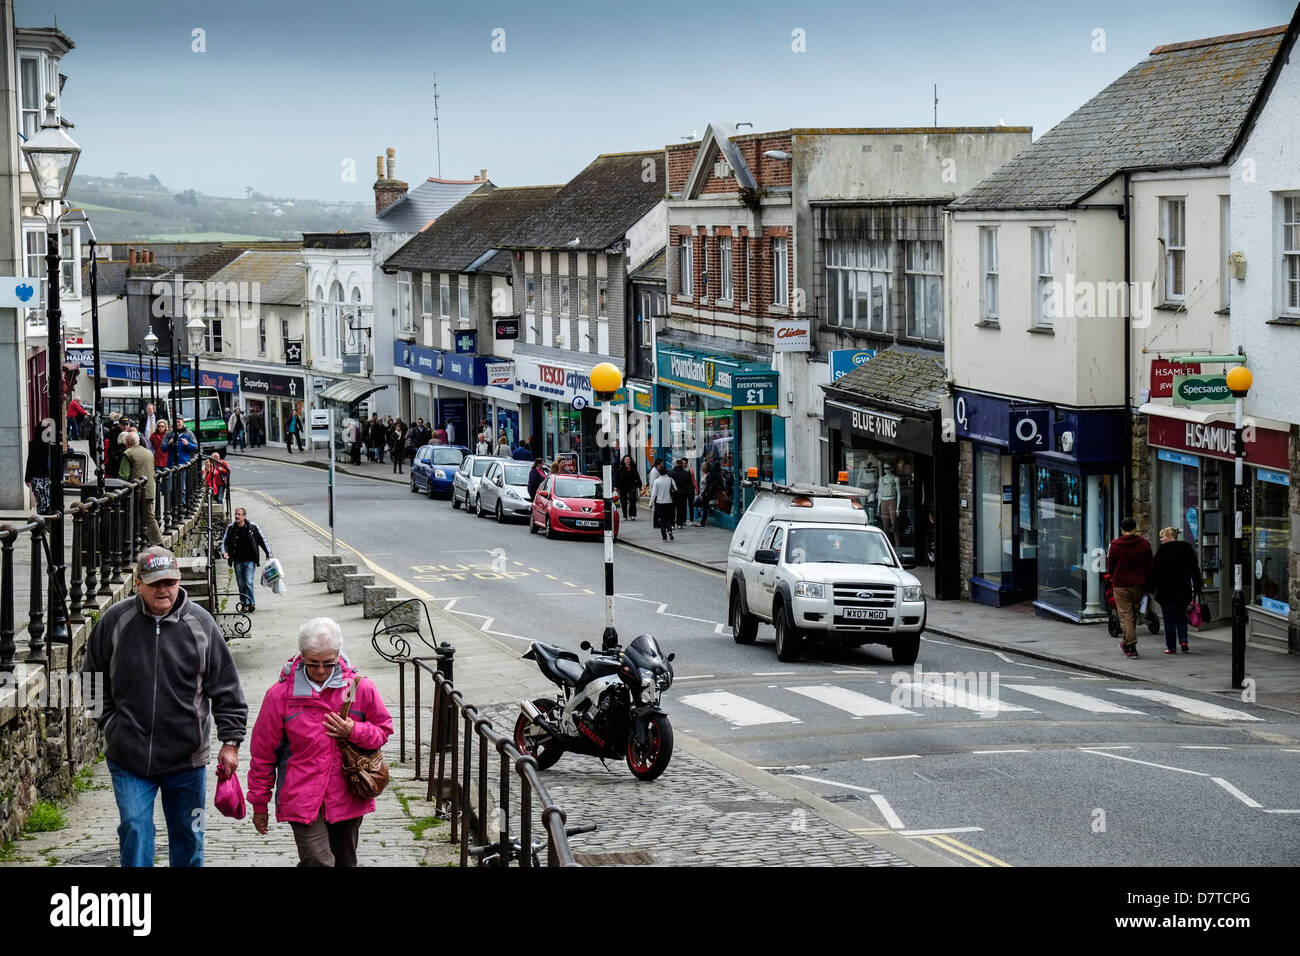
[899,827,984,836]
[994,652,1015,663]
[1180,745,1232,750]
[1003,684,1145,714]
[1110,688,1262,721]
[759,765,811,771]
[1078,749,1209,777]
[754,671,796,677]
[786,774,877,794]
[1263,809,1300,814]
[894,681,1033,714]
[971,749,1031,754]
[786,685,917,717]
[1212,777,1262,808]
[674,674,715,681]
[714,623,730,635]
[870,795,906,830]
[680,692,800,727]
[862,754,921,762]
[833,668,878,675]
[1081,745,1131,750]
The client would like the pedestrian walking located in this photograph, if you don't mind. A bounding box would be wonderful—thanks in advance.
[368,416,387,464]
[616,454,642,520]
[433,423,448,445]
[24,420,56,515]
[172,418,199,509]
[151,420,170,517]
[67,396,85,440]
[122,431,164,544]
[670,457,693,530]
[82,546,248,867]
[248,409,264,447]
[696,460,723,527]
[204,451,231,505]
[1153,526,1204,654]
[345,419,361,465]
[651,468,677,542]
[1106,517,1154,659]
[228,408,246,452]
[247,617,394,867]
[527,457,548,499]
[475,431,491,456]
[496,431,512,457]
[285,411,299,454]
[512,437,532,461]
[390,421,406,474]
[647,458,664,528]
[222,506,271,612]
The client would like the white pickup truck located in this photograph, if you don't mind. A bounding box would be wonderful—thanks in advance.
[726,483,927,664]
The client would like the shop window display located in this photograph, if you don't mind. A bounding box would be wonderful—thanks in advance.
[1251,471,1290,615]
[1035,466,1083,615]
[844,449,915,555]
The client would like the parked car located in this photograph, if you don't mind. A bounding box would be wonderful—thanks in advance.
[451,455,496,513]
[410,444,468,498]
[529,474,620,540]
[726,482,926,664]
[477,459,535,523]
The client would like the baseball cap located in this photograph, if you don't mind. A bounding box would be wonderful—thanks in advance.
[136,547,181,584]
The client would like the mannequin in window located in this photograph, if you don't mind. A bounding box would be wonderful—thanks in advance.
[878,462,900,543]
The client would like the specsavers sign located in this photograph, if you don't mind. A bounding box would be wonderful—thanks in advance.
[1172,374,1230,406]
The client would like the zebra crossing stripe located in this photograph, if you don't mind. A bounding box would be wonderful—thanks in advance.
[1002,684,1145,714]
[680,691,800,727]
[894,682,1034,714]
[786,685,918,717]
[1109,689,1262,721]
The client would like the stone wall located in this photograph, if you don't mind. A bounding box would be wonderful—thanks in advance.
[957,440,974,600]
[1130,413,1151,531]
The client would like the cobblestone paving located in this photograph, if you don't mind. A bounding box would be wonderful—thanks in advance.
[471,704,910,867]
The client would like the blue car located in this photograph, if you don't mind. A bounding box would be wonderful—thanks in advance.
[410,444,468,499]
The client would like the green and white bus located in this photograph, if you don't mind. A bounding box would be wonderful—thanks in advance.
[98,385,228,453]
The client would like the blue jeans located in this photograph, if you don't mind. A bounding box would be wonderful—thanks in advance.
[106,758,207,867]
[234,561,256,607]
[1162,603,1189,651]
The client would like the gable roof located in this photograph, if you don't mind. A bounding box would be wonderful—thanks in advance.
[952,24,1288,211]
[205,251,306,306]
[497,151,665,252]
[364,178,492,233]
[682,123,758,197]
[1227,6,1300,162]
[384,184,563,274]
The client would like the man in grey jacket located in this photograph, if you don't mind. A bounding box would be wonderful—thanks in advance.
[82,546,248,867]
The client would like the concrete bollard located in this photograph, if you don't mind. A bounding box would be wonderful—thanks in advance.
[342,573,376,606]
[362,585,398,619]
[313,554,344,583]
[326,563,358,594]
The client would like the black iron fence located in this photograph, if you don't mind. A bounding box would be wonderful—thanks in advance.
[372,599,581,867]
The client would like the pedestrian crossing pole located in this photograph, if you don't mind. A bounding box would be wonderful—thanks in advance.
[591,362,623,651]
[1226,364,1252,690]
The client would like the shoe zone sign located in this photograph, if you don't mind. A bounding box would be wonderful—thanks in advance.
[0,276,39,308]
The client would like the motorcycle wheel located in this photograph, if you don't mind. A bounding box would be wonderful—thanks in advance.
[626,714,673,781]
[514,699,564,771]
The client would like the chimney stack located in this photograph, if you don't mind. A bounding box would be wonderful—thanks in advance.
[479,169,489,182]
[373,145,409,215]
[128,247,137,267]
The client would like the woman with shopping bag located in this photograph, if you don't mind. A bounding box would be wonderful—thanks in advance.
[246,618,393,867]
[1153,526,1204,655]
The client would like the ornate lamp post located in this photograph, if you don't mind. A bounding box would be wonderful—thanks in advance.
[21,92,81,647]
[591,361,623,651]
[186,315,206,451]
[144,325,159,415]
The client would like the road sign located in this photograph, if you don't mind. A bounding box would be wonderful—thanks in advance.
[309,409,330,432]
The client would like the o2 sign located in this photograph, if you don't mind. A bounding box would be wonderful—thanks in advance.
[1010,410,1050,452]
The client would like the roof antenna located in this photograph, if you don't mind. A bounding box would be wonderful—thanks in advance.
[433,74,443,178]
[934,84,939,127]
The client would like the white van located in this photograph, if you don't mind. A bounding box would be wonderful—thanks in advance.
[726,482,927,664]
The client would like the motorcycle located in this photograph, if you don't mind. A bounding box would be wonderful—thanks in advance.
[514,634,676,781]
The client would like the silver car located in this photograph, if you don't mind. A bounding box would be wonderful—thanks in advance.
[452,455,497,513]
[476,459,534,523]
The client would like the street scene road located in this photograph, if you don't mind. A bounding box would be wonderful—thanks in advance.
[236,457,1300,867]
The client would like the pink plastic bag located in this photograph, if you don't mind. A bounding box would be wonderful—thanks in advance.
[214,765,246,819]
[1186,602,1202,629]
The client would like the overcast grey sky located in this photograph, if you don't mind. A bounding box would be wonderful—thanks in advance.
[19,0,1296,201]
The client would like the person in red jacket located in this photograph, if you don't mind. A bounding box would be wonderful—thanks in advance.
[1107,517,1153,659]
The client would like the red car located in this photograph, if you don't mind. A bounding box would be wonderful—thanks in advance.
[529,474,620,540]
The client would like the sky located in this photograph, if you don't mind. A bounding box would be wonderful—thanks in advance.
[18,0,1297,203]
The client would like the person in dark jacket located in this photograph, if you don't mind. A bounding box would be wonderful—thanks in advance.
[1106,517,1153,659]
[24,421,55,515]
[222,507,272,612]
[81,546,248,867]
[616,454,642,520]
[390,420,406,474]
[696,461,723,527]
[512,437,533,461]
[527,458,547,500]
[1152,526,1203,654]
[670,458,693,530]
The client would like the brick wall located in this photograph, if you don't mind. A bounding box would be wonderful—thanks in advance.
[958,440,974,600]
[667,143,699,194]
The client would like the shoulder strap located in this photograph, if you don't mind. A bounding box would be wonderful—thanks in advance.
[339,677,358,718]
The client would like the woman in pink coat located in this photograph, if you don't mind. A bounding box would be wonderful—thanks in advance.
[246,617,394,866]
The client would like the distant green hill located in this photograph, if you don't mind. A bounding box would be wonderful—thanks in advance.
[70,172,371,241]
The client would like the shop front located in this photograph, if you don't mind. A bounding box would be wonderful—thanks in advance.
[1145,409,1292,647]
[654,347,782,530]
[239,369,307,447]
[393,341,518,449]
[955,390,1126,621]
[513,352,627,475]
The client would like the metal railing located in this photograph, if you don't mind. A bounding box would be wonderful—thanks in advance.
[371,599,582,867]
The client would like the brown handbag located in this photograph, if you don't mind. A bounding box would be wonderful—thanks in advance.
[336,677,390,800]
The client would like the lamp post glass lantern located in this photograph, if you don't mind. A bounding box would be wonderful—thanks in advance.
[187,315,205,452]
[21,92,82,647]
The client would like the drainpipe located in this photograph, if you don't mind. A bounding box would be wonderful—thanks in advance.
[1121,171,1132,519]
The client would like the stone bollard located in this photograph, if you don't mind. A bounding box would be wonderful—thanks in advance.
[313,554,344,583]
[326,563,358,594]
[381,597,420,630]
[342,572,376,606]
[362,585,398,619]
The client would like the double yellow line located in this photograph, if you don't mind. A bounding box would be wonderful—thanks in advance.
[849,828,1012,867]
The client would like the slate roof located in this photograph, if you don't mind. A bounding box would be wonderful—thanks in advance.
[364,178,492,234]
[822,346,947,414]
[497,151,665,252]
[951,25,1287,210]
[629,249,666,283]
[205,251,306,306]
[384,184,562,274]
[165,245,246,282]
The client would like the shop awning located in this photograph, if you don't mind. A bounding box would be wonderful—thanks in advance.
[1138,402,1290,433]
[318,380,389,406]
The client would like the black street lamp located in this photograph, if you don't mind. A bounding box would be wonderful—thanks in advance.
[86,222,104,496]
[186,315,205,452]
[145,325,159,420]
[21,92,81,647]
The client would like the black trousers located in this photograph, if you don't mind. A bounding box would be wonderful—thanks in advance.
[655,502,675,539]
[672,492,688,528]
[620,489,638,519]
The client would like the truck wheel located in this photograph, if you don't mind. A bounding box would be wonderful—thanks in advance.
[730,586,758,645]
[774,603,802,662]
[892,634,920,666]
